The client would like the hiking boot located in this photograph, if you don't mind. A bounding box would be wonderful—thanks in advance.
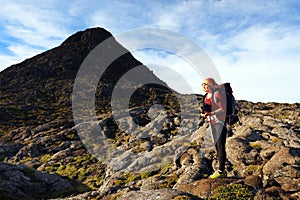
[209,170,226,179]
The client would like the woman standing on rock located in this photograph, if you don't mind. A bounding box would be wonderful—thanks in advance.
[201,78,227,178]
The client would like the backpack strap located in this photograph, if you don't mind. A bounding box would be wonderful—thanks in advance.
[203,93,208,104]
[212,91,217,105]
[212,89,221,105]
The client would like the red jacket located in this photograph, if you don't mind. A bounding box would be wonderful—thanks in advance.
[204,91,226,123]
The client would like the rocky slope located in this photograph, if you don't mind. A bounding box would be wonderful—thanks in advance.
[0,27,299,200]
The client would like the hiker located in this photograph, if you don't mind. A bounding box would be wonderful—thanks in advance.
[200,78,227,178]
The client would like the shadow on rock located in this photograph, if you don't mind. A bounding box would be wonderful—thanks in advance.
[0,162,91,200]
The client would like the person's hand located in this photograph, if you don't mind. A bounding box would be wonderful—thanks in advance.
[201,112,212,118]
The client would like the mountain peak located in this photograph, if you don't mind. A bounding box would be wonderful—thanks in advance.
[0,27,163,127]
[0,27,116,86]
[61,27,113,47]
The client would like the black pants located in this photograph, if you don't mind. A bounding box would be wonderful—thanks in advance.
[210,122,227,172]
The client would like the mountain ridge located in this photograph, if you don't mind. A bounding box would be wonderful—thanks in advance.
[0,27,166,129]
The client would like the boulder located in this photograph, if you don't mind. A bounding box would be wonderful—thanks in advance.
[0,162,84,199]
[117,189,199,200]
[177,178,240,199]
[263,147,300,192]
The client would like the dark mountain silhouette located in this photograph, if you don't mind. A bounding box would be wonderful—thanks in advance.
[0,27,299,200]
[1,28,112,127]
[0,27,172,129]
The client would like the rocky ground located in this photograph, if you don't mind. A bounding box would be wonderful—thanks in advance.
[1,98,299,200]
[0,28,299,200]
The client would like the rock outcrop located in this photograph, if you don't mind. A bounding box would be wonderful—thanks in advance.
[0,162,88,199]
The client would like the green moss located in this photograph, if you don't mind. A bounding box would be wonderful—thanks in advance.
[112,169,160,188]
[113,179,127,186]
[113,171,157,187]
[172,196,193,200]
[57,163,78,179]
[158,174,178,189]
[17,156,32,164]
[187,141,199,148]
[249,124,256,129]
[0,126,9,136]
[46,184,91,199]
[246,165,262,175]
[272,112,290,120]
[140,170,159,179]
[77,167,88,180]
[83,176,104,189]
[271,137,282,143]
[74,154,95,166]
[43,153,105,190]
[44,162,61,173]
[130,174,143,182]
[60,155,95,178]
[40,154,52,163]
[249,142,261,150]
[208,184,254,200]
[160,162,174,175]
[65,130,78,140]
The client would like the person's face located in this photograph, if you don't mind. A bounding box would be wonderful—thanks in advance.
[202,82,212,93]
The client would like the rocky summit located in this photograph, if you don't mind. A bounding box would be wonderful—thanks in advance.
[0,27,299,200]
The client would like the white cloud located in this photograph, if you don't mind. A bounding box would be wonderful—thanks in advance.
[0,2,69,45]
[209,24,300,103]
[0,54,21,70]
[0,1,76,71]
[88,0,156,34]
[0,44,45,71]
[132,49,203,94]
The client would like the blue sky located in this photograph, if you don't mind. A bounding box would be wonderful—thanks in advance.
[0,0,299,103]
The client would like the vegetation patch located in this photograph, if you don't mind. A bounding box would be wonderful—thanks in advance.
[43,154,105,190]
[113,169,160,187]
[140,170,159,179]
[46,184,91,199]
[158,174,179,189]
[246,164,263,175]
[208,183,254,200]
[40,154,52,163]
[270,137,282,143]
[249,142,261,150]
[160,162,174,175]
[172,196,193,200]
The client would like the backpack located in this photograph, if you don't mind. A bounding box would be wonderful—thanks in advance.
[203,82,239,126]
